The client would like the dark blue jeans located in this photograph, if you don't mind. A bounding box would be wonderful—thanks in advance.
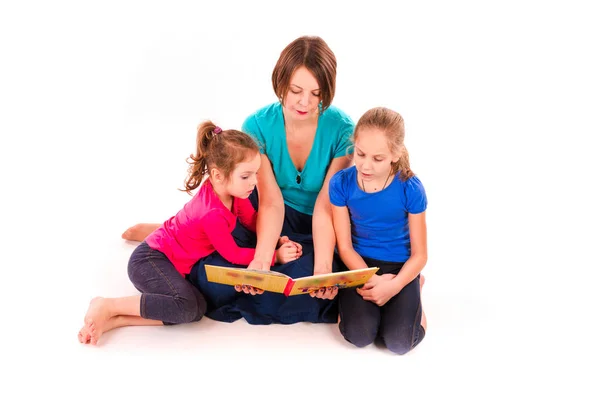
[338,256,425,354]
[128,241,207,325]
[188,190,341,324]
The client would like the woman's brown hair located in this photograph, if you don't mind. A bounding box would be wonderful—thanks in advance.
[271,36,337,112]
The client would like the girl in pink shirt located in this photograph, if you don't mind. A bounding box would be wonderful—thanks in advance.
[78,121,300,345]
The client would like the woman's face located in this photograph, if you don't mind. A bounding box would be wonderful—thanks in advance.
[282,66,321,122]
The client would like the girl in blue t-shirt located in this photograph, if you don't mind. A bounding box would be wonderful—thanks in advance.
[329,107,428,354]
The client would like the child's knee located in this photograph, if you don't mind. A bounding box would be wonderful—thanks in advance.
[382,334,415,355]
[177,294,205,323]
[340,321,377,348]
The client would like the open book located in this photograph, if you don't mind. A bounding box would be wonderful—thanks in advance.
[205,264,379,296]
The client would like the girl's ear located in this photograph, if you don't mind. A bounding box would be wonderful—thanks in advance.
[392,155,400,164]
[210,168,223,183]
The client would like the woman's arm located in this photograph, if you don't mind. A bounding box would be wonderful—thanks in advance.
[312,156,353,275]
[247,154,285,271]
[331,204,369,271]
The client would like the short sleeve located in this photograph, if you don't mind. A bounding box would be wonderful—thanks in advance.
[333,118,354,159]
[329,169,348,207]
[241,114,266,154]
[404,176,428,214]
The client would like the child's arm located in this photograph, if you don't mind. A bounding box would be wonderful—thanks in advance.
[357,212,427,306]
[237,198,258,232]
[331,204,369,271]
[204,212,275,267]
[389,211,428,291]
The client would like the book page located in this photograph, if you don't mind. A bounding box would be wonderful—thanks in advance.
[204,264,290,293]
[287,267,379,296]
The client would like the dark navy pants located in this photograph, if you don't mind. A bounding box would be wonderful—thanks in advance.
[338,256,425,354]
[189,190,341,324]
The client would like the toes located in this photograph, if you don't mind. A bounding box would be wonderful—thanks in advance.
[89,325,100,345]
[78,327,91,344]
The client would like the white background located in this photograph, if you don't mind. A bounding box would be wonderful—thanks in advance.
[1,1,599,398]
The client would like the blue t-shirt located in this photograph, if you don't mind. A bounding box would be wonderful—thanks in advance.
[242,102,354,215]
[329,166,427,262]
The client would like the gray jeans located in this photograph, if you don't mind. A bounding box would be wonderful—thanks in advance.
[128,241,207,325]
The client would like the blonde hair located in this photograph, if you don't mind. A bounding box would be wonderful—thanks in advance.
[353,107,414,181]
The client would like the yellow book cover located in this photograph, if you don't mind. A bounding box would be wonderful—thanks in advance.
[204,264,379,296]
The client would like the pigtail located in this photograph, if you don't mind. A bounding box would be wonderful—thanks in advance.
[182,121,217,194]
[179,121,259,195]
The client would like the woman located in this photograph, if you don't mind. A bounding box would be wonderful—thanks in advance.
[122,36,354,324]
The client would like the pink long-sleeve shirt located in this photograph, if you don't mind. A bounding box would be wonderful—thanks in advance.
[146,180,273,276]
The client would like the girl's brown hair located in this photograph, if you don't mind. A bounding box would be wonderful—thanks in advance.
[271,36,337,112]
[182,121,259,194]
[354,107,415,181]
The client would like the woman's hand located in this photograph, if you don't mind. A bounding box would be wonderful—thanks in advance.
[247,259,271,271]
[309,285,338,300]
[234,284,264,296]
[308,265,339,300]
[237,258,273,295]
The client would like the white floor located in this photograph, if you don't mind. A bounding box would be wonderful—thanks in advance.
[2,1,599,399]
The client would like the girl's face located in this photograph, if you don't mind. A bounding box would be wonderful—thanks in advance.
[353,127,399,183]
[282,66,321,122]
[225,153,261,199]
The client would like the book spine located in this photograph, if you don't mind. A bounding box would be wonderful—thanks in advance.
[283,278,295,297]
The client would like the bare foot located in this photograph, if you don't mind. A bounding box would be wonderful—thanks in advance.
[78,325,91,344]
[420,274,427,330]
[83,297,114,345]
[121,223,160,241]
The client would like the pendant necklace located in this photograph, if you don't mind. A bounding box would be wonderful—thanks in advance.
[362,170,392,193]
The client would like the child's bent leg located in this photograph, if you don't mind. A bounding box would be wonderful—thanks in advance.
[128,243,207,325]
[379,275,425,355]
[79,243,207,345]
[121,223,161,241]
[338,287,381,348]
